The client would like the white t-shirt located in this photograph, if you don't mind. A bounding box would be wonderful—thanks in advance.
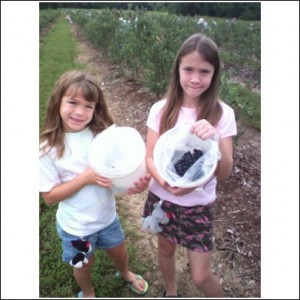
[147,99,237,206]
[39,128,116,236]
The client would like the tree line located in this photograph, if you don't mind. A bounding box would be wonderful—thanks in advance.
[40,2,260,20]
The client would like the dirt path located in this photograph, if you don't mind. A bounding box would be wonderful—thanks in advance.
[74,27,261,298]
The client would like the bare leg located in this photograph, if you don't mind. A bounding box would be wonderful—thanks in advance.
[187,250,224,297]
[73,255,95,297]
[105,242,146,292]
[157,234,178,296]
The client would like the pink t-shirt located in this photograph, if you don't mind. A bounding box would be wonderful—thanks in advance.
[147,99,237,206]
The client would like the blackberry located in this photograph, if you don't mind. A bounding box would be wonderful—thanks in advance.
[174,148,203,177]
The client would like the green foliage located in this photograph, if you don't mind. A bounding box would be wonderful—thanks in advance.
[209,19,260,68]
[81,10,120,55]
[39,9,61,32]
[72,10,198,96]
[220,77,260,129]
[68,9,260,130]
[40,2,261,20]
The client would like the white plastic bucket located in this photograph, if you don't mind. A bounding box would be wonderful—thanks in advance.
[89,125,147,193]
[153,124,220,189]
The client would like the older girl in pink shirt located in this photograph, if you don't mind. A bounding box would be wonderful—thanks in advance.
[143,33,237,297]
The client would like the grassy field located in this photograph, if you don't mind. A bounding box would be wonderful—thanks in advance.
[39,15,84,128]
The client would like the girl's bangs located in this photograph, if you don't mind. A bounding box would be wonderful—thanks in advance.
[65,83,97,102]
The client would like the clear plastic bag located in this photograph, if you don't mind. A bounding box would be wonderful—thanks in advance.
[154,124,221,188]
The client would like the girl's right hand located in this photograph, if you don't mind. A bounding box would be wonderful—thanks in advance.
[83,167,113,188]
[190,119,218,140]
[162,181,195,196]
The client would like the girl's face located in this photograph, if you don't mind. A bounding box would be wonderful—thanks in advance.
[179,51,215,105]
[60,92,95,133]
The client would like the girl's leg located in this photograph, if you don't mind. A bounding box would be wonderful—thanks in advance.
[187,250,224,297]
[105,242,146,292]
[73,254,95,298]
[158,234,178,296]
[105,242,129,275]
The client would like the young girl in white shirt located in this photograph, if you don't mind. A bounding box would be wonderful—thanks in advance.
[40,70,150,297]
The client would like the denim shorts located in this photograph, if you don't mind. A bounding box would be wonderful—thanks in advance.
[56,216,125,262]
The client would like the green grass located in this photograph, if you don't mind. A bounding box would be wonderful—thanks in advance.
[39,16,84,128]
[39,16,148,298]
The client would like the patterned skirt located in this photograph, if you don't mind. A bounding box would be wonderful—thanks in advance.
[143,191,215,252]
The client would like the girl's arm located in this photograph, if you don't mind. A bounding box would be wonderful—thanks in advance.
[42,167,112,205]
[145,128,166,187]
[216,136,233,180]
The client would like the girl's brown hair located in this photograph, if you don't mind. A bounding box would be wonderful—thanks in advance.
[40,70,114,158]
[160,33,222,134]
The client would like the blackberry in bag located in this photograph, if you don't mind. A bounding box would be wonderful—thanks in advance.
[174,148,203,177]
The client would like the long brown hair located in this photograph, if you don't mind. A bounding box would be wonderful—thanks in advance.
[160,33,222,134]
[40,70,114,158]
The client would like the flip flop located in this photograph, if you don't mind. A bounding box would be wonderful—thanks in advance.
[115,271,149,295]
[126,274,149,295]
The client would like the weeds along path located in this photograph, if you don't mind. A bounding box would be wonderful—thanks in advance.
[72,24,261,298]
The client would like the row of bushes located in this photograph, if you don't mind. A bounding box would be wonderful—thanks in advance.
[39,9,61,32]
[69,9,260,97]
[39,9,261,129]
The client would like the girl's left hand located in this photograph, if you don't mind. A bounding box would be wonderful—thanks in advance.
[127,173,151,195]
[190,119,218,140]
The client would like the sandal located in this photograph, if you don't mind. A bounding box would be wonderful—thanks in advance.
[126,274,149,295]
[116,271,149,295]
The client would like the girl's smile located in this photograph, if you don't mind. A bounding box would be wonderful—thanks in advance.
[60,93,95,132]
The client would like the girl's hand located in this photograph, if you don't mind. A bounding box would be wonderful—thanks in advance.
[190,119,218,140]
[127,173,151,195]
[83,167,112,188]
[163,182,195,196]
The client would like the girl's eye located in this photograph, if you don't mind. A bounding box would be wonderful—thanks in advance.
[201,70,210,74]
[86,105,94,109]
